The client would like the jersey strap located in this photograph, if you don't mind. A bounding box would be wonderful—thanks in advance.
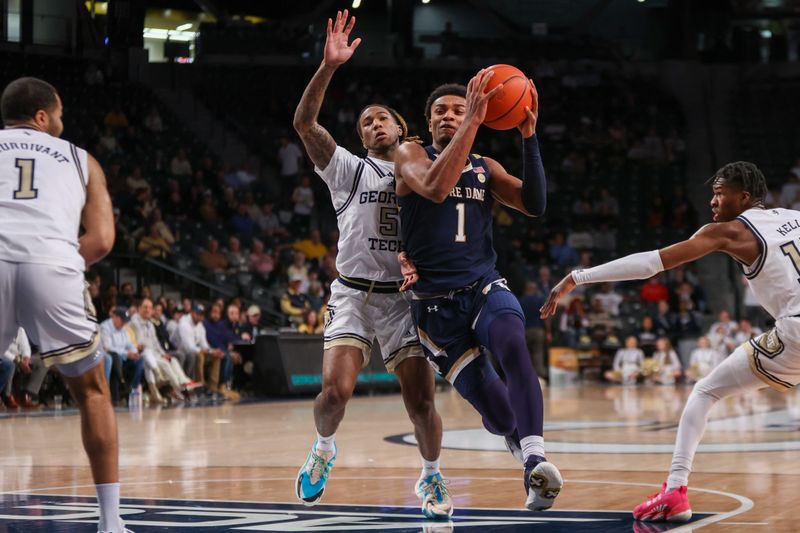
[736,214,768,279]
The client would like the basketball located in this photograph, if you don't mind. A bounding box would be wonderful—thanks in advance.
[482,64,535,130]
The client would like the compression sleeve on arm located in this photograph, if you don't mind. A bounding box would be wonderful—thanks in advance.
[521,134,546,216]
[572,250,665,285]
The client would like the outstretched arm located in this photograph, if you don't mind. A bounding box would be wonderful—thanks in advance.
[540,222,744,318]
[395,69,502,203]
[292,10,361,170]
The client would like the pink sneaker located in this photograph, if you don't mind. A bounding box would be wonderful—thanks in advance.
[633,484,692,522]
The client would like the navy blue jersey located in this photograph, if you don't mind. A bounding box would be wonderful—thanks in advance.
[398,145,497,292]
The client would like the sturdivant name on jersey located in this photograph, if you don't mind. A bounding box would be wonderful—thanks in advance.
[448,186,486,201]
[776,219,800,237]
[0,142,70,163]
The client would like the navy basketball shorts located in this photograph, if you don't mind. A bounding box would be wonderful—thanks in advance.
[410,270,525,391]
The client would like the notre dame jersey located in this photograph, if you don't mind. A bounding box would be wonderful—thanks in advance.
[397,145,496,292]
[315,146,402,281]
[0,127,88,272]
[738,207,800,320]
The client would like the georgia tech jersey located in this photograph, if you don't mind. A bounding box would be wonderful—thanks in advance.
[315,146,402,281]
[738,207,800,320]
[0,128,88,272]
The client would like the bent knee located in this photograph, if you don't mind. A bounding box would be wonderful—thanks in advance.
[321,383,354,408]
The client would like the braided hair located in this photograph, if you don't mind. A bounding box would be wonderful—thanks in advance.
[706,161,767,207]
[356,104,421,145]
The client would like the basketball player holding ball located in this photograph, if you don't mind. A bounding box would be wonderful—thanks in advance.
[394,68,563,511]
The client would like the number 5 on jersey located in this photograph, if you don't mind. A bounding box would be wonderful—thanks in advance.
[13,158,38,200]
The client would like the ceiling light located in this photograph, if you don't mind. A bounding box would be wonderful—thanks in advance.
[352,0,361,8]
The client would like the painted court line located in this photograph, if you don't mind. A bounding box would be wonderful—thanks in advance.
[1,475,753,530]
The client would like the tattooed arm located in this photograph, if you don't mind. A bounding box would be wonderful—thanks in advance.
[292,10,361,171]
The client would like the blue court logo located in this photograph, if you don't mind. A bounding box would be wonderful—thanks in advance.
[0,493,709,531]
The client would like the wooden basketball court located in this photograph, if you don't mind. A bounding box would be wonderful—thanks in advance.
[0,383,795,531]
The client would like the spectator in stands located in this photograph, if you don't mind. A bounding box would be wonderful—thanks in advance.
[171,148,193,177]
[166,305,184,341]
[652,300,674,337]
[734,319,762,345]
[674,300,702,339]
[640,275,669,303]
[287,251,309,290]
[249,239,274,280]
[225,304,251,342]
[567,225,593,251]
[258,202,285,239]
[594,283,623,316]
[781,173,800,207]
[592,223,617,258]
[137,223,172,258]
[118,282,135,307]
[587,296,618,345]
[605,336,644,384]
[686,336,723,383]
[518,281,548,379]
[85,63,104,86]
[125,165,150,194]
[104,105,129,129]
[549,232,579,268]
[101,307,145,405]
[650,337,682,385]
[242,305,264,339]
[293,229,328,262]
[571,190,593,217]
[200,238,229,273]
[277,134,303,191]
[202,303,241,400]
[298,310,324,335]
[230,203,256,244]
[1,327,31,409]
[131,298,195,401]
[174,303,222,391]
[593,188,619,217]
[151,302,172,350]
[281,276,310,324]
[143,107,163,133]
[708,310,737,338]
[226,236,249,273]
[292,175,315,234]
[560,295,588,347]
[537,266,554,295]
[642,127,665,162]
[637,316,658,357]
[306,270,326,311]
[98,126,121,155]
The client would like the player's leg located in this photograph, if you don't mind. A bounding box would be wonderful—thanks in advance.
[633,342,767,522]
[473,286,562,511]
[297,281,371,505]
[16,263,126,532]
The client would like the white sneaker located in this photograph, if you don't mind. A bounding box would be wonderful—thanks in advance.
[415,472,453,519]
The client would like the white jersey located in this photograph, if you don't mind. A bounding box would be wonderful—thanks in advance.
[0,127,88,272]
[316,146,401,281]
[737,207,800,322]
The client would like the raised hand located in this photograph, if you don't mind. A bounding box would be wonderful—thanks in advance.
[324,10,362,68]
[465,69,504,125]
[539,272,577,319]
[517,79,539,138]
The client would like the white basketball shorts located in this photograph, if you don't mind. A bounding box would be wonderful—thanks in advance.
[323,278,424,372]
[743,319,800,392]
[0,259,100,373]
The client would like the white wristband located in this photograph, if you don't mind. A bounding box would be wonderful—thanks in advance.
[571,250,664,285]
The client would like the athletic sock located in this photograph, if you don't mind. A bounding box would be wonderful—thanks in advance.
[96,482,122,532]
[315,431,335,453]
[520,435,545,462]
[421,457,440,478]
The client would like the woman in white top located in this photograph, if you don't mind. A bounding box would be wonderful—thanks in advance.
[606,336,644,384]
[686,336,723,383]
[651,337,683,385]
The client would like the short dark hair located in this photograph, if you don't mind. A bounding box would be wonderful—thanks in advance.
[424,83,467,122]
[356,104,409,140]
[0,77,59,125]
[706,161,767,204]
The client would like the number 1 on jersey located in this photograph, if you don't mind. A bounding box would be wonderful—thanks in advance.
[781,240,800,282]
[13,158,37,200]
[455,202,466,243]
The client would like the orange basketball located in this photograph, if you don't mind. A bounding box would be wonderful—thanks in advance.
[482,64,535,131]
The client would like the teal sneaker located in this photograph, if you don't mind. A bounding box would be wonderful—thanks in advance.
[295,441,337,506]
[415,472,454,519]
